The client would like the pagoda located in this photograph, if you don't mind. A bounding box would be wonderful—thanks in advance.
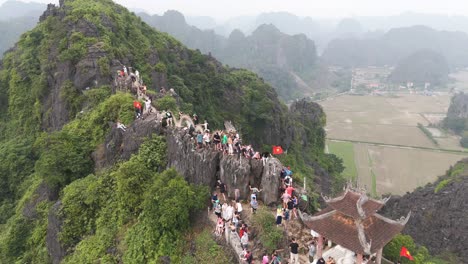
[299,188,410,264]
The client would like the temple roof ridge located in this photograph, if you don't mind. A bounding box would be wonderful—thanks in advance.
[300,189,411,255]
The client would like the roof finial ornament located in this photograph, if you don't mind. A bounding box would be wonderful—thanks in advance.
[321,193,331,203]
[382,196,391,204]
[356,193,369,219]
[356,221,372,254]
[398,211,412,225]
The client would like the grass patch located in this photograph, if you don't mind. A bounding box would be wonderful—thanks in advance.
[371,170,377,197]
[417,123,439,146]
[327,141,358,181]
[434,179,451,193]
[251,207,284,252]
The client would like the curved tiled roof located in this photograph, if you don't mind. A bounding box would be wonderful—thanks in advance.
[326,191,385,219]
[301,190,410,255]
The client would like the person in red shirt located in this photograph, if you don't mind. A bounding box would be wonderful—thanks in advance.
[286,186,294,196]
[133,100,142,119]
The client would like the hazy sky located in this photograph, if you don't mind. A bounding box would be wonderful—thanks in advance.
[6,0,468,20]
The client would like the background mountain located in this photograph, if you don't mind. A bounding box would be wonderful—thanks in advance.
[322,25,468,70]
[140,10,343,101]
[388,49,450,86]
[0,0,46,57]
[0,0,45,20]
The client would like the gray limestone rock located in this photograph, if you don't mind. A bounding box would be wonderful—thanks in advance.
[46,201,65,264]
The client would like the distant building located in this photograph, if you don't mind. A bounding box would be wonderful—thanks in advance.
[425,82,431,90]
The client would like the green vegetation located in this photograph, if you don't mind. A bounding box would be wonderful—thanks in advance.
[327,141,358,181]
[371,170,377,197]
[435,162,466,193]
[384,234,457,264]
[434,179,450,193]
[181,230,234,263]
[444,93,468,148]
[417,123,439,146]
[251,207,284,252]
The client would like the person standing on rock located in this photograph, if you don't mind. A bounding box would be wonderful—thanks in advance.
[250,185,262,197]
[240,230,249,250]
[192,113,199,125]
[270,251,282,264]
[250,196,258,214]
[289,238,299,264]
[292,195,299,219]
[213,200,222,218]
[196,131,203,149]
[227,135,234,155]
[123,65,128,76]
[221,202,228,220]
[286,185,294,196]
[281,191,291,209]
[307,240,316,264]
[276,206,284,227]
[203,130,211,148]
[242,250,253,264]
[165,111,173,126]
[232,211,240,229]
[225,202,234,222]
[211,191,218,208]
[216,180,227,201]
[213,132,221,151]
[144,98,152,115]
[221,133,228,153]
[262,252,269,264]
[215,216,224,236]
[133,100,142,119]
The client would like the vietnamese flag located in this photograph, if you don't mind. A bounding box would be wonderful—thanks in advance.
[400,246,414,261]
[272,146,284,155]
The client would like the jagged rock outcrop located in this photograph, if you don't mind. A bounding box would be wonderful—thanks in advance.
[46,201,65,264]
[95,117,284,205]
[93,114,163,170]
[382,159,468,261]
[22,182,57,219]
[165,128,221,188]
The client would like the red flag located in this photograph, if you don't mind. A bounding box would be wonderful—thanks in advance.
[272,146,283,155]
[400,246,414,261]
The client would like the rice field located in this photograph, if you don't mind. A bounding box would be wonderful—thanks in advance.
[322,93,468,195]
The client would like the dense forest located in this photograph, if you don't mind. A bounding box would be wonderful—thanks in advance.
[0,0,344,262]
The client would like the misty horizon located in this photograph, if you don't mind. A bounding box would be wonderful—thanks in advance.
[2,0,468,21]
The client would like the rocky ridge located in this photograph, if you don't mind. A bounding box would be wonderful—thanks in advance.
[94,113,282,205]
[382,159,468,261]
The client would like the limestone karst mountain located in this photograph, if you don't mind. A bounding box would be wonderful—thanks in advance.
[0,0,339,263]
[139,10,338,101]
